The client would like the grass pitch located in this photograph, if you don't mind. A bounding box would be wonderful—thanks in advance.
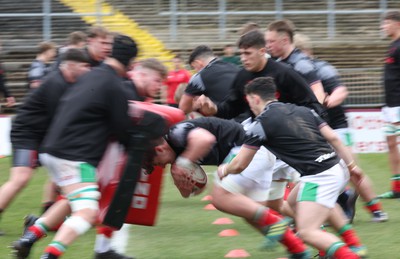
[0,154,399,258]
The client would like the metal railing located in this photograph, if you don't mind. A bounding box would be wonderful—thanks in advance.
[160,0,389,41]
[0,0,112,41]
[340,67,384,107]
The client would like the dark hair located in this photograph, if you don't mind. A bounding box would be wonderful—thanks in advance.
[267,19,296,43]
[67,31,87,45]
[60,48,90,63]
[188,45,214,64]
[245,77,276,101]
[237,30,265,49]
[384,11,400,22]
[111,34,138,67]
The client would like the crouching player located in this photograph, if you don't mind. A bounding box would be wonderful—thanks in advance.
[218,77,366,259]
[152,117,311,258]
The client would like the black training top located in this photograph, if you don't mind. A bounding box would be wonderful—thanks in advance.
[165,117,246,165]
[313,59,348,129]
[185,58,239,104]
[123,80,145,101]
[384,38,400,107]
[0,63,11,98]
[244,102,340,176]
[11,69,71,150]
[216,58,326,121]
[280,48,320,86]
[42,64,132,167]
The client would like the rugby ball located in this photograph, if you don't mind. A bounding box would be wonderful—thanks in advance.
[190,164,208,196]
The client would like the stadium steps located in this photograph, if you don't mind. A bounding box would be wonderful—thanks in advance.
[58,0,174,64]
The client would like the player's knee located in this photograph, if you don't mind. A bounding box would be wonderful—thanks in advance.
[63,215,93,235]
[67,185,100,215]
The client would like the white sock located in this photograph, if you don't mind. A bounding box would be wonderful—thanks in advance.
[110,224,131,254]
[94,234,112,253]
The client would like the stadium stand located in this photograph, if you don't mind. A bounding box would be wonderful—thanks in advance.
[0,0,398,109]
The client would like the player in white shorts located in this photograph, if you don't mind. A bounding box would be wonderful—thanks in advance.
[152,117,310,258]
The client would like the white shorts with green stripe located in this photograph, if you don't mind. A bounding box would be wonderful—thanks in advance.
[297,160,349,208]
[215,146,275,202]
[39,153,97,187]
[382,106,400,136]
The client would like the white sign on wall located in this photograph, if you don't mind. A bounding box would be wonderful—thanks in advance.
[0,109,392,155]
[347,109,387,153]
[0,115,12,156]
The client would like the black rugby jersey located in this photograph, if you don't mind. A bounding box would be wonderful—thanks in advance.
[216,59,325,121]
[313,59,348,129]
[42,64,132,167]
[185,58,239,104]
[280,48,320,86]
[384,38,400,107]
[244,102,340,176]
[166,117,246,165]
[11,69,71,150]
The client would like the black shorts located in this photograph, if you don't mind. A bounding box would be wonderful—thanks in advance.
[12,149,40,168]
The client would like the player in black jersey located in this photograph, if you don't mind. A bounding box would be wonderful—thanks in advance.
[11,35,161,259]
[179,45,239,114]
[151,117,310,258]
[294,33,388,223]
[379,11,400,199]
[219,77,366,259]
[196,29,326,123]
[265,19,325,104]
[0,49,90,235]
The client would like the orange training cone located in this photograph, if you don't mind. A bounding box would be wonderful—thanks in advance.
[212,217,234,225]
[224,249,250,258]
[218,229,239,237]
[201,195,213,201]
[204,203,217,210]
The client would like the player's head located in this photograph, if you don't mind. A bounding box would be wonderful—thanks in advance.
[294,33,313,57]
[152,138,177,168]
[111,34,138,68]
[237,30,267,72]
[381,11,400,39]
[37,41,57,62]
[188,45,214,72]
[129,58,168,98]
[66,31,87,49]
[86,26,114,61]
[59,48,91,82]
[172,54,184,70]
[265,19,296,58]
[245,77,277,115]
[239,22,261,36]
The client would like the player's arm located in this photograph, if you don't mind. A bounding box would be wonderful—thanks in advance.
[319,124,363,182]
[310,81,326,104]
[324,85,348,108]
[179,93,196,114]
[179,128,216,162]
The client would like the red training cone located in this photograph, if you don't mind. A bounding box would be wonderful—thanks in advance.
[212,217,234,225]
[224,249,250,258]
[201,195,213,201]
[204,204,217,210]
[218,229,239,237]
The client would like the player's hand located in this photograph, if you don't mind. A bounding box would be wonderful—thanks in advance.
[348,165,363,186]
[171,163,196,198]
[196,95,217,116]
[217,164,228,180]
[6,96,15,107]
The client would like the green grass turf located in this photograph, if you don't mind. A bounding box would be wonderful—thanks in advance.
[0,154,399,258]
